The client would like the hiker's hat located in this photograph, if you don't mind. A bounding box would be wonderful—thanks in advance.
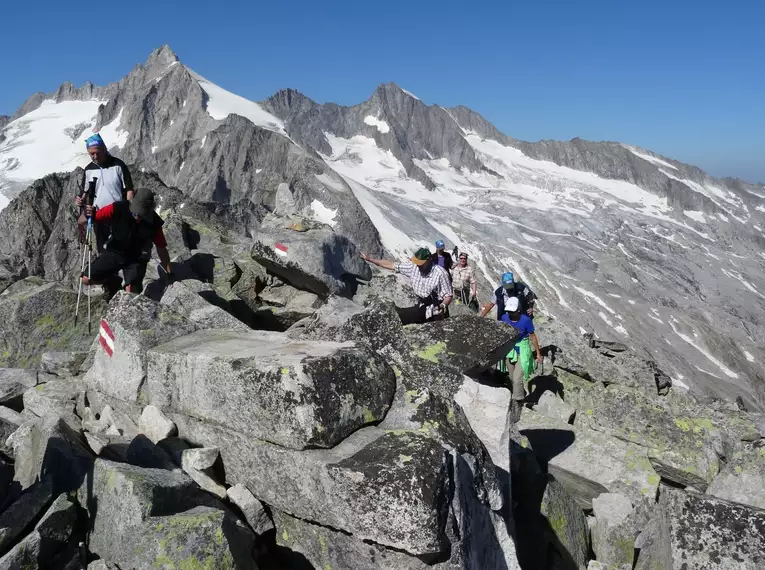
[501,271,515,286]
[85,133,106,149]
[507,296,520,312]
[410,247,432,266]
[435,239,445,249]
[130,188,156,219]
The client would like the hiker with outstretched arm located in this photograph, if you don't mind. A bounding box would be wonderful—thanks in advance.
[81,188,172,300]
[75,133,135,253]
[360,247,453,325]
[480,271,536,319]
[432,239,453,274]
[501,296,542,420]
[451,252,478,310]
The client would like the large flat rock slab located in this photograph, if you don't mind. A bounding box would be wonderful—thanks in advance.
[405,315,518,377]
[147,329,396,450]
[518,409,660,509]
[575,384,721,489]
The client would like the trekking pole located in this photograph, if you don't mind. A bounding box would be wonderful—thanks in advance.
[87,217,92,335]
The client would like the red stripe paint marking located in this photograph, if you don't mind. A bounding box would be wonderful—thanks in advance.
[98,336,113,357]
[100,319,114,340]
[274,242,289,252]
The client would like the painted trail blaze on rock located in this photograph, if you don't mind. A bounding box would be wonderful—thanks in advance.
[99,319,114,357]
[274,242,288,256]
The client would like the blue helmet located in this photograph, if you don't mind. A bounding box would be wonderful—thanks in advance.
[501,272,515,286]
[435,239,445,249]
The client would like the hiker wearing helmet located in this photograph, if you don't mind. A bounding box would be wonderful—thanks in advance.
[75,133,134,252]
[480,271,536,319]
[81,188,172,299]
[501,296,542,419]
[360,247,453,325]
[451,252,478,311]
[432,240,453,274]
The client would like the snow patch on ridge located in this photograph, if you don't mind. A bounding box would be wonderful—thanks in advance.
[625,146,678,171]
[189,69,285,134]
[310,200,337,227]
[96,108,129,149]
[364,116,391,134]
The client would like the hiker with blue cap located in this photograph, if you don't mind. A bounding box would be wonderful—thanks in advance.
[499,295,542,420]
[480,270,536,320]
[431,239,454,275]
[75,133,134,254]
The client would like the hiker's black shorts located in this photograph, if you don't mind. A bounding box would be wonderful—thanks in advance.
[85,250,148,293]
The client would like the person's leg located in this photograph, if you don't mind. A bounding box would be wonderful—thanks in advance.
[123,260,149,294]
[82,251,123,286]
[396,305,427,325]
[511,360,526,402]
[94,224,111,255]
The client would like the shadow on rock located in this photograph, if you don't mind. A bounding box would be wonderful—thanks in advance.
[527,374,565,405]
[520,429,575,470]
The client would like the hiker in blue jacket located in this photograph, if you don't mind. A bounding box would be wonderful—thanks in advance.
[501,296,542,418]
[480,271,536,320]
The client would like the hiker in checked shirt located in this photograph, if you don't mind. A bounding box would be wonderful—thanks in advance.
[360,247,453,325]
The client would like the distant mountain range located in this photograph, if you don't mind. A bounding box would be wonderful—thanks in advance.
[2,45,765,409]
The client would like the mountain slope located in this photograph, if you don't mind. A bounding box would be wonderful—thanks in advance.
[264,83,765,409]
[0,46,384,255]
[2,46,765,408]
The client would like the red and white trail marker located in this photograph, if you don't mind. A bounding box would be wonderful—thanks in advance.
[99,319,115,357]
[274,242,289,257]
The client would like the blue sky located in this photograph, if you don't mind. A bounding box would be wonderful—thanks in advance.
[2,0,763,181]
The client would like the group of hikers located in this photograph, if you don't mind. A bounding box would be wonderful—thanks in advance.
[76,133,539,404]
[360,243,542,406]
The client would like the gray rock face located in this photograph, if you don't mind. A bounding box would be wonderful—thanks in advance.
[226,484,273,536]
[0,478,54,554]
[518,408,660,509]
[0,368,37,410]
[0,495,79,570]
[10,415,93,493]
[251,214,373,297]
[22,377,83,427]
[638,487,765,570]
[147,328,395,449]
[405,315,519,376]
[707,445,765,509]
[575,384,722,489]
[0,278,105,368]
[540,475,589,570]
[39,351,87,376]
[159,280,251,332]
[89,292,197,404]
[591,493,639,569]
[536,391,576,423]
[138,404,177,444]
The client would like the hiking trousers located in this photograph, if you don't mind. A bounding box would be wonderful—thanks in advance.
[506,360,525,402]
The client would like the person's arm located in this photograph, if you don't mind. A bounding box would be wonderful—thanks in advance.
[120,161,134,201]
[439,270,453,309]
[360,253,395,271]
[153,228,172,275]
[530,332,542,362]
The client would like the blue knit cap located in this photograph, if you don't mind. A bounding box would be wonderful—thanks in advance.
[85,133,105,149]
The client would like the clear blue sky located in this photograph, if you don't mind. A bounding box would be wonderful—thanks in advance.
[2,0,763,182]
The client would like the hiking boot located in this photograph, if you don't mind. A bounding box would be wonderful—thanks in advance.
[102,275,122,302]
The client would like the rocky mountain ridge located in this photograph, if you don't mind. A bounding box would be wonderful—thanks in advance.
[2,45,765,411]
[0,202,760,568]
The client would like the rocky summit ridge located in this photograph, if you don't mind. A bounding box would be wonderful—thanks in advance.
[0,201,761,568]
[0,45,763,568]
